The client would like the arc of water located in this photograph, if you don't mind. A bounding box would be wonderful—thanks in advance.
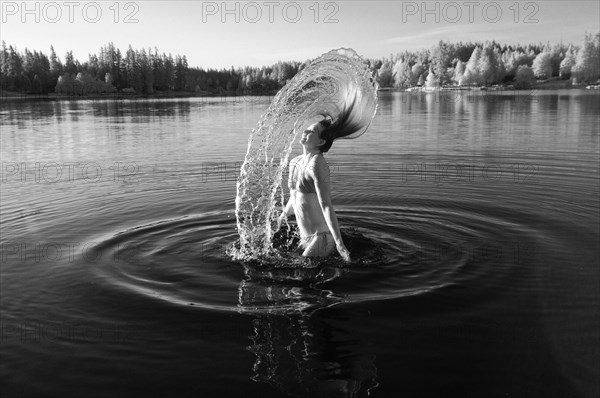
[234,48,378,260]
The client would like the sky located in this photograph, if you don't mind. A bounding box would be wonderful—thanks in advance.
[1,0,599,69]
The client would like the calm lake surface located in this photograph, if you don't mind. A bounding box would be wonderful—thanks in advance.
[1,90,598,397]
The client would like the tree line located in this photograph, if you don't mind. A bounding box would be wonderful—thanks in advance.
[1,32,598,96]
[0,42,303,95]
[376,32,599,89]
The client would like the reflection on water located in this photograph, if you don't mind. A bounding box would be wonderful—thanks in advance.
[243,303,378,397]
[246,311,378,398]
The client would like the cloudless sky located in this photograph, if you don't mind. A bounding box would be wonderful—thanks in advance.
[2,0,599,68]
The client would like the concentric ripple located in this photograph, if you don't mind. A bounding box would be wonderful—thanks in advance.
[89,202,540,314]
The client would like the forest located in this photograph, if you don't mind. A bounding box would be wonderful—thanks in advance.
[1,32,598,96]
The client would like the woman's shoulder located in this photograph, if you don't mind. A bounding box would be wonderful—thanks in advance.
[312,153,328,167]
[314,152,326,161]
[289,156,301,169]
[310,153,329,176]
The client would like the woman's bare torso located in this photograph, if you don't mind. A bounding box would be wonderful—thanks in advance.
[289,154,329,238]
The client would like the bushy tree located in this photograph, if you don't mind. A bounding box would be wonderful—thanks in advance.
[425,67,440,88]
[548,43,568,77]
[453,60,465,85]
[559,47,577,78]
[392,59,413,88]
[411,63,425,84]
[430,40,452,85]
[376,59,394,87]
[514,65,535,89]
[532,50,553,79]
[461,45,481,85]
[572,32,600,84]
[502,49,535,80]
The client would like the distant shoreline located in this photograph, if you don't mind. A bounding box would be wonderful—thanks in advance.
[381,79,597,92]
[1,82,597,102]
[0,89,281,101]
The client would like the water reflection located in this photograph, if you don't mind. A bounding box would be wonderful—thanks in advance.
[2,92,597,158]
[238,267,378,397]
[370,90,599,154]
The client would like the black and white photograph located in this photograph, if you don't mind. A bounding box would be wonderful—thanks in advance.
[1,1,599,397]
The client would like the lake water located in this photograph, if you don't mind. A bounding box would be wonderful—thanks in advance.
[1,90,598,397]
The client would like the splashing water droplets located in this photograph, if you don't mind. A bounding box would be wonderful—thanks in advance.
[233,48,378,262]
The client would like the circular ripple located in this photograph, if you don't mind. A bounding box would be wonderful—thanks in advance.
[89,203,539,314]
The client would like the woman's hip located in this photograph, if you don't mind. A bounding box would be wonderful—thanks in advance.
[300,230,336,257]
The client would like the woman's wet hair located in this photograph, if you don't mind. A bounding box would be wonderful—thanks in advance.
[317,92,366,153]
[317,117,334,152]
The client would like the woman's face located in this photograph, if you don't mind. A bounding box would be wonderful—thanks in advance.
[300,123,324,148]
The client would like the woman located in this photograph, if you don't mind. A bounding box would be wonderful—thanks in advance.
[277,117,351,262]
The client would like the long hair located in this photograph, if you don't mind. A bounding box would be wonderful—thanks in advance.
[317,86,372,153]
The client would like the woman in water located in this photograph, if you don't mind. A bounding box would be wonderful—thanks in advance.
[277,117,351,262]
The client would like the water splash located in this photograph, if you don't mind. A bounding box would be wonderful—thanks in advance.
[233,48,378,261]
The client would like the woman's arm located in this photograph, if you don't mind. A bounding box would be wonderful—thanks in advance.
[281,190,295,216]
[312,156,351,262]
[277,158,297,229]
[284,157,299,217]
[277,191,295,231]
